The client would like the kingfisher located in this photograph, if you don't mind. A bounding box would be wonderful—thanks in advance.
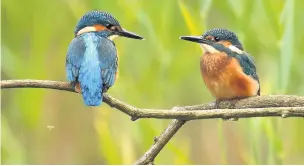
[66,11,143,106]
[180,28,260,104]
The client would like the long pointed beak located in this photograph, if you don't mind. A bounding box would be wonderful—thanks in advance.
[180,35,208,44]
[116,28,144,40]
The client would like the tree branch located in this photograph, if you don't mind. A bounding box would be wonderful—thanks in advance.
[1,80,304,120]
[134,95,304,164]
[1,79,304,165]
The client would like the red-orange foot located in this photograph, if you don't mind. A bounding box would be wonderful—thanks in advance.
[75,82,82,94]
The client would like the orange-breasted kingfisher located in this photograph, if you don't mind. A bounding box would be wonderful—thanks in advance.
[66,11,143,106]
[180,28,260,103]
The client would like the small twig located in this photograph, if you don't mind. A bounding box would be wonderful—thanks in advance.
[134,119,186,165]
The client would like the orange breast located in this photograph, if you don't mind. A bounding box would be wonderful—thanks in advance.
[200,52,259,99]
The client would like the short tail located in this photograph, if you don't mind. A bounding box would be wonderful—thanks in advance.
[78,66,103,106]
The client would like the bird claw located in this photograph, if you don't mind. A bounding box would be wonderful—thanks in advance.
[75,83,82,94]
[215,99,223,109]
[70,82,82,94]
[102,86,109,93]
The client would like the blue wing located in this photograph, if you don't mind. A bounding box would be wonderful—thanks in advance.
[235,53,259,83]
[66,37,85,83]
[97,37,118,91]
[236,53,260,95]
[229,51,260,95]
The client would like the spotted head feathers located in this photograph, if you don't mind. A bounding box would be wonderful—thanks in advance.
[74,11,120,36]
[202,28,243,50]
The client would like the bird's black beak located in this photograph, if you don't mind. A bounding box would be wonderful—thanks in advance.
[116,28,144,40]
[180,36,211,45]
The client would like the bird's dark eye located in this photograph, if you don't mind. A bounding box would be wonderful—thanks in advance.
[214,36,220,42]
[106,24,113,29]
[106,24,119,31]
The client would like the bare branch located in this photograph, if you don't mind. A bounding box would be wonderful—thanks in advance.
[1,79,304,165]
[1,80,304,120]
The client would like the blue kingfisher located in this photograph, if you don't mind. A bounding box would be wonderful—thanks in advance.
[180,28,260,103]
[66,11,143,106]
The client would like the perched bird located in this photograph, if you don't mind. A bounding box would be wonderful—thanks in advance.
[66,11,143,106]
[180,28,260,103]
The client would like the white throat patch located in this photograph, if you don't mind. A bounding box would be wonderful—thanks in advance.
[228,45,243,54]
[108,35,119,41]
[200,44,220,54]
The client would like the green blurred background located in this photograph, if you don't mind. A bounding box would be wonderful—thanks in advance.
[2,0,304,164]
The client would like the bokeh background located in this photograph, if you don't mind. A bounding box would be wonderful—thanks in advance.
[2,0,304,164]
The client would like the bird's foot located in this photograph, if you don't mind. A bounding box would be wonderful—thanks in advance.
[215,99,224,109]
[102,86,109,93]
[75,82,82,94]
